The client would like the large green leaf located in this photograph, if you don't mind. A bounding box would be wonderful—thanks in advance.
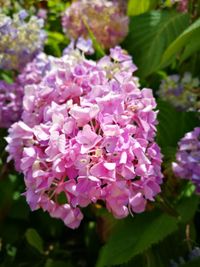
[156,101,199,176]
[123,11,189,77]
[127,0,158,16]
[96,196,198,267]
[161,18,200,65]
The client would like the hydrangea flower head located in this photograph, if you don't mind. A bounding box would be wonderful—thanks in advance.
[0,11,46,71]
[62,0,129,49]
[0,80,23,128]
[6,46,163,229]
[158,72,200,112]
[172,127,200,193]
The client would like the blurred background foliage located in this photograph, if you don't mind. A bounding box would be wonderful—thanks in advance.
[0,0,200,266]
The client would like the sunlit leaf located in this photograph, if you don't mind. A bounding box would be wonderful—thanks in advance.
[127,0,158,16]
[123,11,189,77]
[161,18,200,65]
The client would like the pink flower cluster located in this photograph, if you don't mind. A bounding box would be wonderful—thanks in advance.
[172,127,200,193]
[62,0,129,49]
[6,46,163,229]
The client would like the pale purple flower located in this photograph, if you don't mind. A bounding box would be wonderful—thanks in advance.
[158,72,200,112]
[76,37,94,55]
[0,11,46,71]
[37,9,47,20]
[172,127,200,193]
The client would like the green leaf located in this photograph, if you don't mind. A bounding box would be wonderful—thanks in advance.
[180,33,200,62]
[127,0,158,16]
[123,11,189,77]
[47,0,69,13]
[96,196,198,267]
[6,244,17,257]
[156,100,199,150]
[178,195,199,223]
[45,41,62,57]
[45,30,69,57]
[25,228,44,253]
[163,0,175,7]
[0,73,13,83]
[162,18,200,65]
[47,31,66,42]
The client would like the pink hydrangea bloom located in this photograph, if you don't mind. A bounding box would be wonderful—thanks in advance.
[172,127,200,193]
[62,0,129,49]
[6,46,163,229]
